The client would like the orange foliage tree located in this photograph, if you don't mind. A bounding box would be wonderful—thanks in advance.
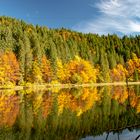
[110,64,128,82]
[0,92,19,127]
[0,51,20,85]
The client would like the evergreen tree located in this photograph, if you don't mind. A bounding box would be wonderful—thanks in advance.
[23,32,33,82]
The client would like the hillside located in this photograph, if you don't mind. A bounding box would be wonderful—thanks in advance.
[0,16,140,85]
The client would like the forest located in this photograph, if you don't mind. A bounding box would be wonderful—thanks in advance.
[0,16,140,86]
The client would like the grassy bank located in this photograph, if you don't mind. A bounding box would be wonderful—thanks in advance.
[0,82,140,91]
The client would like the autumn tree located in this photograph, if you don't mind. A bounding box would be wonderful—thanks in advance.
[110,64,128,82]
[56,58,69,83]
[66,56,97,84]
[0,51,20,85]
[126,53,140,81]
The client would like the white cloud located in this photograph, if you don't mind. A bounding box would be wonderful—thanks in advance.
[73,0,140,35]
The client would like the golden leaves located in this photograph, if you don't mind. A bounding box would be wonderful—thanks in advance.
[57,92,72,115]
[57,88,100,117]
[0,92,19,127]
[56,56,98,84]
[112,86,128,104]
[127,53,140,77]
[110,64,127,82]
[0,51,20,85]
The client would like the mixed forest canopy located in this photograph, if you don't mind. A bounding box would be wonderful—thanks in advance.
[0,16,140,86]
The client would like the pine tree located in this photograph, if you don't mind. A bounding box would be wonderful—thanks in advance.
[23,32,33,82]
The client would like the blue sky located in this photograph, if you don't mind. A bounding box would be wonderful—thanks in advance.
[0,0,140,35]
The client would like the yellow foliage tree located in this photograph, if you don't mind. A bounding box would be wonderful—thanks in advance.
[56,58,69,83]
[126,53,140,81]
[66,56,97,84]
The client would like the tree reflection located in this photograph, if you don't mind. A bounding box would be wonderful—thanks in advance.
[0,86,140,139]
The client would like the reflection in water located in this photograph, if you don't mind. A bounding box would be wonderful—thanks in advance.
[0,90,19,127]
[0,86,140,140]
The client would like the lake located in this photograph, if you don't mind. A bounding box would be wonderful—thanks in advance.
[0,85,140,140]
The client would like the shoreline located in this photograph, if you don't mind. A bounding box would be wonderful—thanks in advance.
[0,82,140,90]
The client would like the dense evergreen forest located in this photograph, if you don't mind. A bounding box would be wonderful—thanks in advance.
[0,16,140,86]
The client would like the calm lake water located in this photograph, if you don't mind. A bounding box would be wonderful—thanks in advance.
[0,85,140,140]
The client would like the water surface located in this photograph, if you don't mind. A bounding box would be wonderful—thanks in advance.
[0,85,140,140]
